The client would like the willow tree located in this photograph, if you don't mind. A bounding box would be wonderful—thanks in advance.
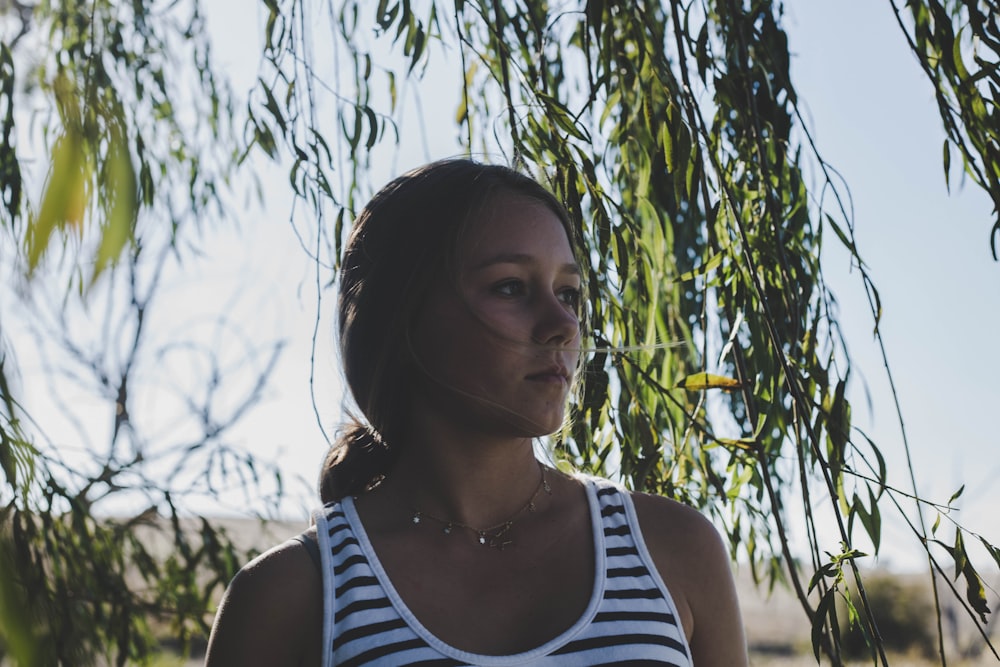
[0,1,278,664]
[3,0,999,664]
[253,0,1000,664]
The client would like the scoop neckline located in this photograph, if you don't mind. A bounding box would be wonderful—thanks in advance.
[341,477,607,666]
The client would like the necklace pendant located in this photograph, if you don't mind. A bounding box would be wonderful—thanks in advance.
[487,522,514,549]
[408,462,549,551]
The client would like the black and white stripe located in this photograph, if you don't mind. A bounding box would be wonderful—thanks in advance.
[315,478,691,667]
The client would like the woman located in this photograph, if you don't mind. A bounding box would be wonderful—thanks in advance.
[205,159,748,666]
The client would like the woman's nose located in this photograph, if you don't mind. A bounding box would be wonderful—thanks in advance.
[532,292,579,346]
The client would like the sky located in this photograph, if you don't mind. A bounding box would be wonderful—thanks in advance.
[785,1,999,571]
[8,0,998,575]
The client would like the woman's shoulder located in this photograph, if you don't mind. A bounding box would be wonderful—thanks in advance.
[228,528,322,604]
[629,490,733,596]
[629,491,723,551]
[578,477,727,577]
[205,531,323,666]
[629,491,749,667]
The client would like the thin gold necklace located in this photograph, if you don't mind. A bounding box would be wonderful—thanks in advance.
[410,463,552,550]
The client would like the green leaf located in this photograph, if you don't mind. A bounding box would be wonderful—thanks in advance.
[93,130,137,283]
[259,78,288,133]
[862,487,882,553]
[538,92,590,142]
[978,536,1000,570]
[661,112,676,172]
[812,589,835,662]
[364,106,379,149]
[253,119,278,159]
[954,529,968,580]
[827,379,851,451]
[407,24,427,72]
[943,139,951,193]
[695,23,711,82]
[826,213,857,256]
[956,540,990,624]
[951,25,970,81]
[387,70,398,111]
[676,252,723,282]
[376,0,394,30]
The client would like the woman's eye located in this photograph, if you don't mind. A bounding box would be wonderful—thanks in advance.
[559,287,581,309]
[493,280,525,297]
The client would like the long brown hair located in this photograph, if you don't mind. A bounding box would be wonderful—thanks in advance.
[320,159,577,503]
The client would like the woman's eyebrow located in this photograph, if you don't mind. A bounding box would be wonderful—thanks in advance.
[472,253,581,275]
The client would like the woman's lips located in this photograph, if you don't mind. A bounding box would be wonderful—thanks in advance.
[526,366,570,385]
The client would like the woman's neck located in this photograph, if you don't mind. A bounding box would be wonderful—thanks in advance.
[378,412,547,530]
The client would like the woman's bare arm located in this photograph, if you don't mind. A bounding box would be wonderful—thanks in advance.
[205,539,322,667]
[632,492,749,667]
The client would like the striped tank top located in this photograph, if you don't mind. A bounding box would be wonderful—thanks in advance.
[313,476,693,667]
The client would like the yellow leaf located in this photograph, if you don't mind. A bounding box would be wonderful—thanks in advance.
[676,372,742,391]
[714,437,756,451]
[28,128,89,271]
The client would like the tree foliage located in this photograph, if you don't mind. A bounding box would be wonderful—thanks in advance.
[888,0,1000,258]
[254,0,1000,664]
[1,0,234,283]
[1,1,278,664]
[1,0,998,665]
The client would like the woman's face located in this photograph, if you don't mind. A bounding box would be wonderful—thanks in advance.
[410,193,581,438]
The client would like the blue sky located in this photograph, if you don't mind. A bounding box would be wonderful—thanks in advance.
[786,1,999,570]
